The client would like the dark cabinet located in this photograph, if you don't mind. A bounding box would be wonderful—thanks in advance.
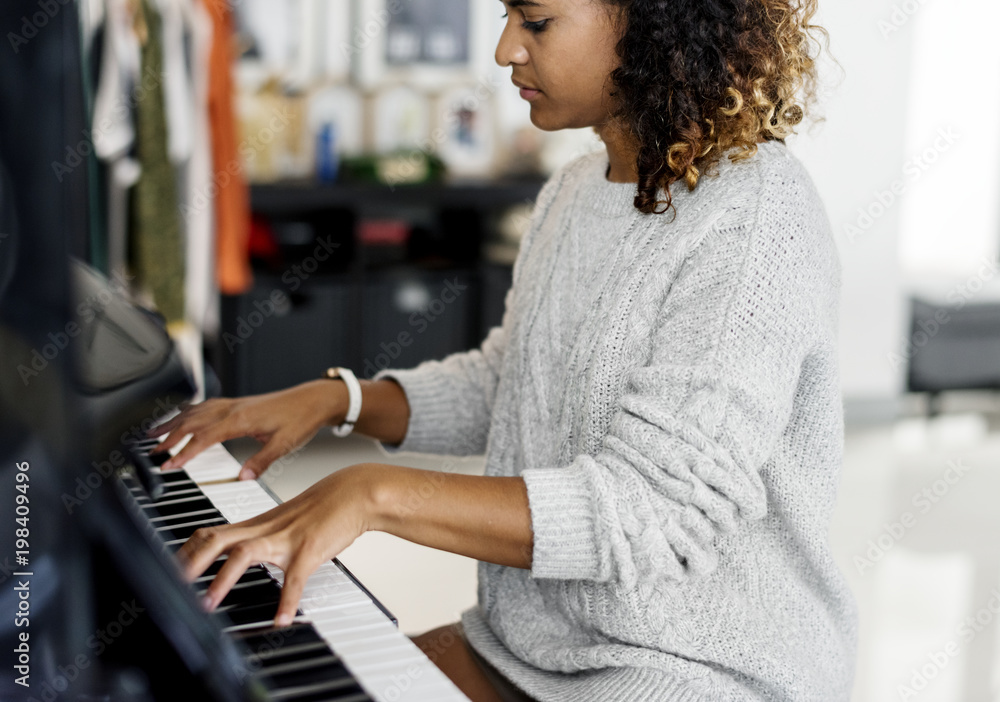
[215,178,542,397]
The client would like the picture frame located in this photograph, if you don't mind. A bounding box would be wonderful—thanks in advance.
[435,84,496,178]
[352,0,495,90]
[372,84,432,152]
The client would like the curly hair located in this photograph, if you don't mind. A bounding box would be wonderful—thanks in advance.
[600,0,832,216]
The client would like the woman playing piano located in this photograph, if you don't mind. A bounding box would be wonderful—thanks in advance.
[152,0,857,699]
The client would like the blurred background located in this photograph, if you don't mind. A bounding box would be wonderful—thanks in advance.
[62,0,1000,700]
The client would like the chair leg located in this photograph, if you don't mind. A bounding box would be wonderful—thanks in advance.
[927,392,942,419]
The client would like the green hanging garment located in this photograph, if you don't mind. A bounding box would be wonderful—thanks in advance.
[129,0,185,324]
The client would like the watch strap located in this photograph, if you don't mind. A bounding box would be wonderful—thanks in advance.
[324,366,361,437]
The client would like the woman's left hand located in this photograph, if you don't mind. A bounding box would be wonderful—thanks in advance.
[177,463,378,627]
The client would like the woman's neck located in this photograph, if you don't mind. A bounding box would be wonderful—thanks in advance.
[595,121,639,183]
[596,123,776,183]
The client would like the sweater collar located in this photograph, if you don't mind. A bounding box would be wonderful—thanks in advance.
[578,141,787,217]
[578,151,641,216]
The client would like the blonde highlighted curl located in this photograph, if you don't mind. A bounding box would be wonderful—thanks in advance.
[601,0,831,216]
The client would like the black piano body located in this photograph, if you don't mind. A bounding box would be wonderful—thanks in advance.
[0,3,466,700]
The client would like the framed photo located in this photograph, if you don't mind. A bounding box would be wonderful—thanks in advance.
[435,84,496,178]
[352,0,494,90]
[373,84,431,152]
[232,0,352,85]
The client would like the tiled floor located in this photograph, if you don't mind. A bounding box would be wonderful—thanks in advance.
[228,391,1000,702]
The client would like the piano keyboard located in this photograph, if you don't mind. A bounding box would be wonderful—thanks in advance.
[124,437,469,702]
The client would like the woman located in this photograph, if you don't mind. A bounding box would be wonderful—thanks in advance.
[152,0,857,699]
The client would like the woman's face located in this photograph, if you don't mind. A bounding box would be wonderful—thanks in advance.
[495,0,622,132]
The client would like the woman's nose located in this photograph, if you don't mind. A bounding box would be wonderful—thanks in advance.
[495,22,529,67]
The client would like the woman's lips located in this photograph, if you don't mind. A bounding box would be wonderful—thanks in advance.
[513,79,541,101]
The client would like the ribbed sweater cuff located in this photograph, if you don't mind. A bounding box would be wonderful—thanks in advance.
[522,464,601,580]
[372,366,452,455]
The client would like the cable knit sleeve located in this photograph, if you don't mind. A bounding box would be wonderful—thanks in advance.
[372,163,572,456]
[521,183,835,586]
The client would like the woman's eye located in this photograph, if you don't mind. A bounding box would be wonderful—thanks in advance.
[500,11,548,33]
[522,18,548,33]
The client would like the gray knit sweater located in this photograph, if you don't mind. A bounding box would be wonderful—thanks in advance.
[373,141,858,701]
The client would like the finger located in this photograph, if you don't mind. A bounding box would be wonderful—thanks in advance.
[238,437,288,480]
[152,410,216,455]
[274,556,314,627]
[178,524,239,580]
[162,432,220,471]
[146,404,197,438]
[199,539,262,612]
[152,430,191,459]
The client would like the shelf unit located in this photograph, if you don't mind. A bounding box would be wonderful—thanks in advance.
[215,177,545,397]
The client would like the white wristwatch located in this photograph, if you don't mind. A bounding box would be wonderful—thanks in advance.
[324,366,362,437]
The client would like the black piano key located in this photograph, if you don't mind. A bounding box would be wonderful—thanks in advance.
[194,564,271,586]
[213,600,283,628]
[142,449,171,467]
[156,519,227,541]
[197,557,267,580]
[141,495,216,517]
[279,690,371,702]
[233,623,324,652]
[149,507,221,526]
[157,518,228,542]
[122,468,375,702]
[249,640,328,664]
[257,659,360,699]
[156,468,194,483]
[206,580,284,610]
[134,487,203,505]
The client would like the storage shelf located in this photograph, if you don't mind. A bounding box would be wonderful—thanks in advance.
[217,178,535,397]
[250,177,547,214]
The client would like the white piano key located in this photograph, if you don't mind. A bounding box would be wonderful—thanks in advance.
[156,439,243,483]
[332,633,416,659]
[182,444,470,702]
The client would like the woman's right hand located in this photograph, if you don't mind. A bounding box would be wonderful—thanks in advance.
[147,380,348,480]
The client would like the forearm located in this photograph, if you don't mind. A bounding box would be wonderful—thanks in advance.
[366,464,533,569]
[308,376,410,447]
[351,379,410,447]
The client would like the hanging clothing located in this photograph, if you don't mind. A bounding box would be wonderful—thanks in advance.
[129,0,185,323]
[92,0,142,282]
[205,0,252,296]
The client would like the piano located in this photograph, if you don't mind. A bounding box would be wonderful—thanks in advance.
[0,2,470,697]
[120,438,470,702]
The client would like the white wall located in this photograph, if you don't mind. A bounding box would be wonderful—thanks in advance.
[787,0,915,419]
